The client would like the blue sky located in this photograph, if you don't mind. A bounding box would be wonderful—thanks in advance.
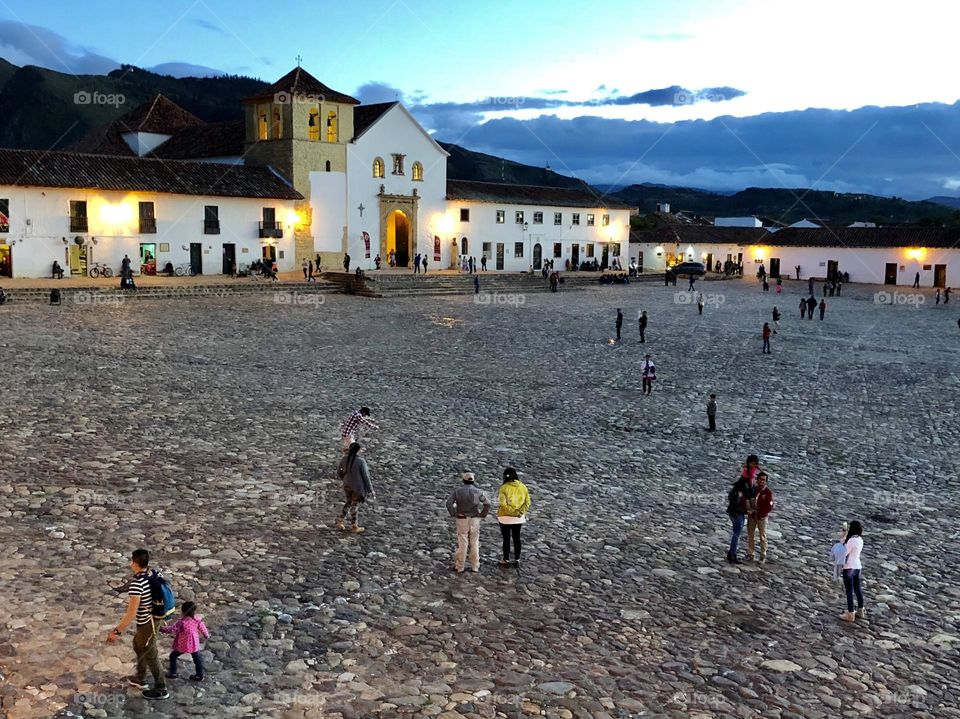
[2,0,960,198]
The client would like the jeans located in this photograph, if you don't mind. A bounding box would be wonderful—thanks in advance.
[499,522,522,561]
[843,569,864,612]
[133,620,165,689]
[169,650,204,678]
[763,337,770,353]
[455,517,481,571]
[728,513,744,557]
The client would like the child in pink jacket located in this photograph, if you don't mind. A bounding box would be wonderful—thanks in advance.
[161,601,210,681]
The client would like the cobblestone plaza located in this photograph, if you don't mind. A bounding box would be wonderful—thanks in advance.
[1,278,958,718]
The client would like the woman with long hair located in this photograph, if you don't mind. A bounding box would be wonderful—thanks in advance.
[840,520,865,622]
[497,467,531,567]
[335,442,374,534]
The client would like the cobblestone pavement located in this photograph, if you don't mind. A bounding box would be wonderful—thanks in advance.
[0,279,958,719]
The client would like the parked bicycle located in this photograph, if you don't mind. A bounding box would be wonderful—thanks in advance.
[87,262,113,278]
[174,263,196,277]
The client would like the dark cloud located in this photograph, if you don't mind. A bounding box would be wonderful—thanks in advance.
[0,20,117,75]
[354,81,406,105]
[415,101,960,199]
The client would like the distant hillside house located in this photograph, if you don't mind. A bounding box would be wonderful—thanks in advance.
[631,225,959,287]
[0,66,632,277]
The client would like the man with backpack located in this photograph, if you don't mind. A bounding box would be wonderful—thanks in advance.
[106,548,171,700]
[726,473,756,564]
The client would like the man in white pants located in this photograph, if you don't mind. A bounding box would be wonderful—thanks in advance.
[445,472,490,573]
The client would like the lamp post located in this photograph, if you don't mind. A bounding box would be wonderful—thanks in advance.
[521,222,528,271]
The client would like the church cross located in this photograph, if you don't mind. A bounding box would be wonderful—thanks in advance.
[358,203,365,217]
[295,54,303,67]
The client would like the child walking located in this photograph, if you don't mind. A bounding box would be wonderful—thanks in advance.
[161,601,210,681]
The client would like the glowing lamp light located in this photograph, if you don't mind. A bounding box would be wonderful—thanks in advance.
[286,209,302,226]
[906,247,925,261]
[101,203,132,224]
[436,213,454,234]
[753,246,766,260]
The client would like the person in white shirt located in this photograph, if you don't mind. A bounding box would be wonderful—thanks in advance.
[840,520,865,622]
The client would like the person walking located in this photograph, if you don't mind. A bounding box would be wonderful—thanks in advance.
[808,277,814,295]
[615,308,623,341]
[638,310,648,343]
[839,520,865,621]
[688,275,696,291]
[726,472,755,564]
[945,287,952,304]
[340,407,379,452]
[473,275,480,294]
[302,259,308,280]
[422,255,429,274]
[642,354,656,395]
[481,255,487,272]
[913,272,921,289]
[497,467,530,567]
[772,306,781,333]
[343,253,351,272]
[747,472,774,563]
[446,472,490,573]
[315,254,323,273]
[819,299,827,320]
[775,277,782,294]
[762,322,772,354]
[936,288,941,305]
[706,394,717,432]
[799,298,806,319]
[336,442,374,533]
[160,601,210,681]
[836,277,842,295]
[413,253,421,274]
[106,549,169,700]
[307,260,314,282]
[697,293,704,315]
[807,295,817,319]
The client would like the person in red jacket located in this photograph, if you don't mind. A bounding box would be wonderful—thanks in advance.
[762,322,772,354]
[748,472,774,563]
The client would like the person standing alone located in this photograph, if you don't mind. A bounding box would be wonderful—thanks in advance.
[706,394,717,432]
[697,293,704,315]
[762,322,772,354]
[615,308,623,341]
[839,520,865,621]
[638,310,648,343]
[772,306,781,333]
[497,467,530,567]
[447,472,490,573]
[642,354,656,395]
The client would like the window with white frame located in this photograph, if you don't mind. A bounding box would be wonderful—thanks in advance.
[587,213,595,226]
[554,212,562,225]
[496,210,505,224]
[533,211,543,224]
[515,242,524,257]
[515,211,524,224]
[572,213,580,225]
[602,214,610,226]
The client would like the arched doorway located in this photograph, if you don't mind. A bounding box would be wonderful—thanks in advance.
[386,209,410,267]
[533,243,542,270]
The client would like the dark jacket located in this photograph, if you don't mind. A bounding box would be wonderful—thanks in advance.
[337,455,373,499]
[446,483,490,518]
[727,477,755,516]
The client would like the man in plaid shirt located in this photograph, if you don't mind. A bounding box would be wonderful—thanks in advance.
[341,407,379,451]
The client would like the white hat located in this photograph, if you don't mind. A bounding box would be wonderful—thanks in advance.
[462,472,475,482]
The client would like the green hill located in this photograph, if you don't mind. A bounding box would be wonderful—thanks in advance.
[439,142,586,188]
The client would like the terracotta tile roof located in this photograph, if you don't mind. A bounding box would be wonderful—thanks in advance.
[243,67,359,105]
[67,95,204,155]
[447,179,636,210]
[353,102,397,140]
[0,148,302,200]
[150,121,245,160]
[631,224,960,249]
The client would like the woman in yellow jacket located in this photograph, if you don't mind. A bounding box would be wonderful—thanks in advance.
[497,467,531,567]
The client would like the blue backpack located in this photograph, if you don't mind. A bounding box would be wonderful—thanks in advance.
[147,570,176,619]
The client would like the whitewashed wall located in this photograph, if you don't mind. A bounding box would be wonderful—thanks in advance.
[0,185,297,278]
[309,171,347,254]
[445,202,630,271]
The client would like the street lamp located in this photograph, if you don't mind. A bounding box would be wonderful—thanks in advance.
[520,222,528,272]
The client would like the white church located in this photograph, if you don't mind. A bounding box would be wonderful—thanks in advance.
[0,67,632,279]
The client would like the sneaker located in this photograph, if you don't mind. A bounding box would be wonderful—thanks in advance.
[335,518,344,530]
[142,688,170,700]
[512,559,521,568]
[164,672,178,680]
[499,559,511,567]
[839,611,856,622]
[127,676,148,689]
[759,556,766,564]
[729,556,743,565]
[351,526,365,534]
[855,608,866,619]
[189,675,204,682]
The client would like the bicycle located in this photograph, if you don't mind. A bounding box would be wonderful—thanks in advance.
[174,263,196,277]
[88,262,113,278]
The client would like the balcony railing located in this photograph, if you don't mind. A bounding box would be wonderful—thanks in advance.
[139,218,157,234]
[204,219,221,235]
[70,216,88,233]
[259,221,283,239]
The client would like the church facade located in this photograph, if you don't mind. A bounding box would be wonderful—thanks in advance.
[0,67,630,278]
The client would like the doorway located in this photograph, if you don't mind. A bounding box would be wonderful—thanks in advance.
[222,243,236,275]
[69,243,88,275]
[705,253,713,274]
[827,260,838,282]
[140,242,157,275]
[884,263,897,285]
[637,250,643,273]
[496,243,504,270]
[935,264,947,287]
[262,245,277,262]
[571,243,580,268]
[601,244,610,270]
[0,244,11,277]
[533,243,542,270]
[769,257,780,278]
[190,243,203,275]
[387,210,410,267]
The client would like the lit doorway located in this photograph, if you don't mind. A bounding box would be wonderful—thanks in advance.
[884,263,897,285]
[0,244,11,277]
[140,243,157,275]
[496,243,504,270]
[533,243,542,270]
[386,210,410,267]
